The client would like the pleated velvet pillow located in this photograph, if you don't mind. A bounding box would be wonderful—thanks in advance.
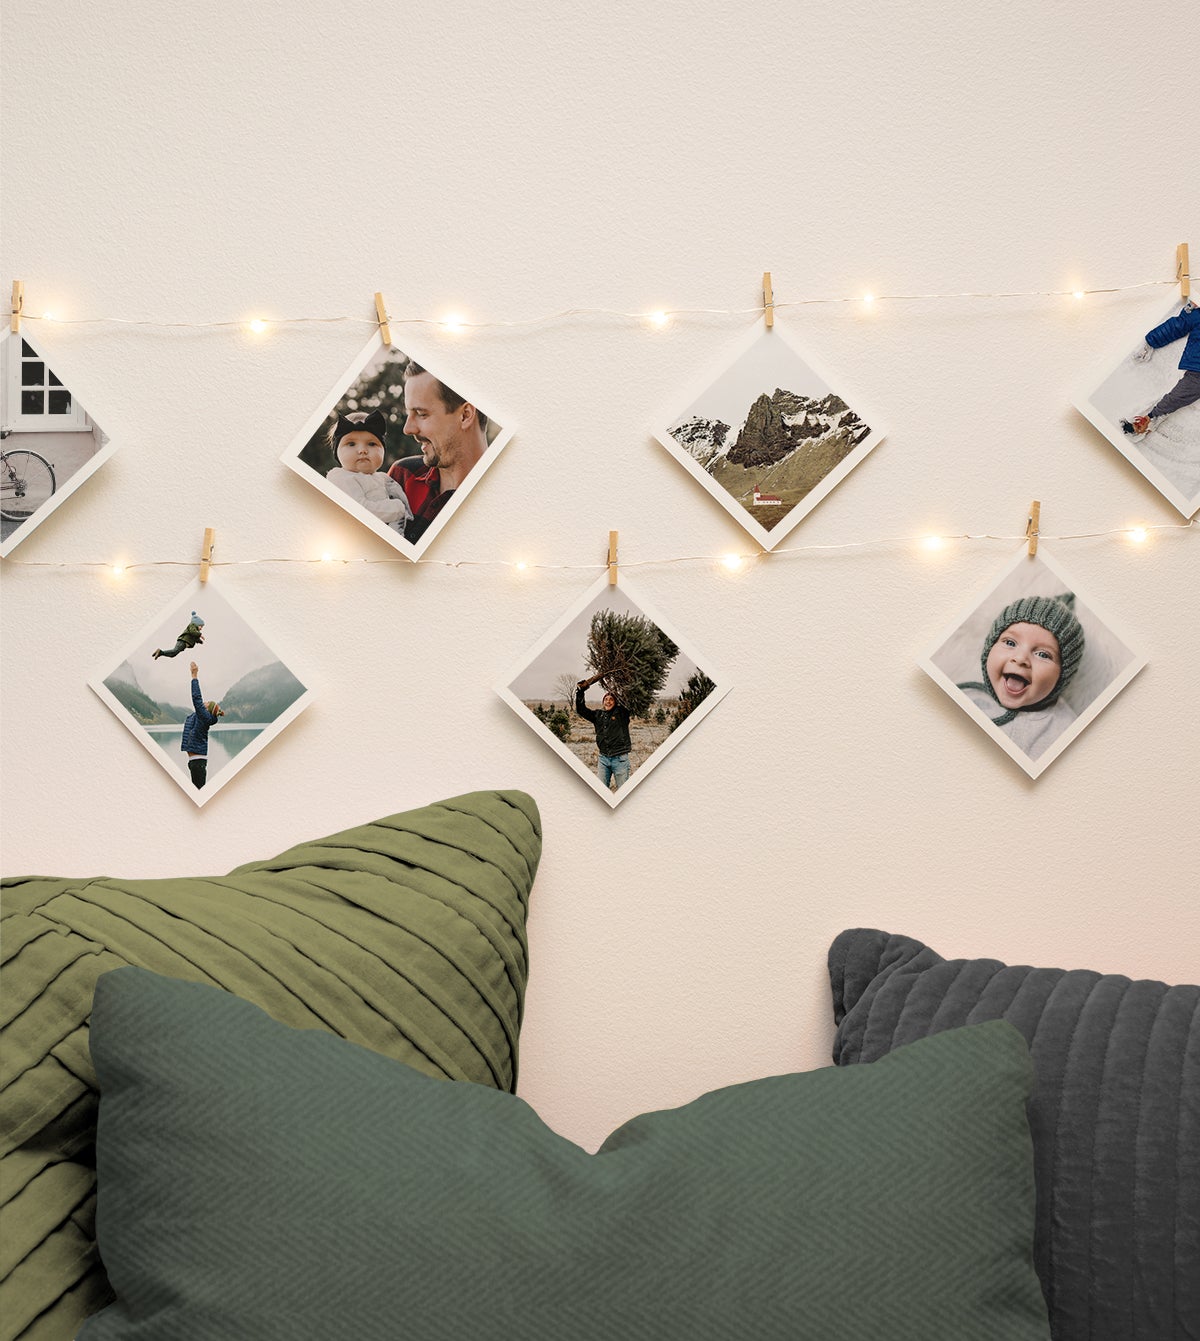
[828,928,1199,1341]
[0,790,541,1341]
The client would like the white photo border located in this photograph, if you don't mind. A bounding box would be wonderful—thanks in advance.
[650,323,887,550]
[280,331,516,560]
[495,572,731,808]
[1072,299,1200,519]
[0,329,122,558]
[918,545,1147,779]
[88,576,315,808]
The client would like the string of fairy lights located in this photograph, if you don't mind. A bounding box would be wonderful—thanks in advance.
[3,259,1194,578]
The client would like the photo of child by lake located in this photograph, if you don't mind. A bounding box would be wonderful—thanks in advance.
[89,579,313,807]
[497,575,729,808]
[920,549,1146,779]
[1,329,118,558]
[653,326,885,550]
[1075,300,1200,518]
[281,335,513,560]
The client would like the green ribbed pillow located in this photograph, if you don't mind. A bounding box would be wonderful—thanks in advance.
[81,970,1049,1341]
[0,791,540,1341]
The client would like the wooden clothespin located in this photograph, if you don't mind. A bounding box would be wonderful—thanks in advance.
[374,292,393,346]
[199,528,215,583]
[11,281,23,334]
[1025,501,1041,558]
[1177,244,1191,303]
[762,272,774,329]
[607,531,618,586]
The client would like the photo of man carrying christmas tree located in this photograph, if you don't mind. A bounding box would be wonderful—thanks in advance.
[498,576,728,808]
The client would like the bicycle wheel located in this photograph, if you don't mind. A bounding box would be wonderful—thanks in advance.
[0,450,56,522]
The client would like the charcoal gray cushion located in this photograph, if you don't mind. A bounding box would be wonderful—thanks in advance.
[828,928,1199,1341]
[0,790,540,1341]
[80,968,1051,1341]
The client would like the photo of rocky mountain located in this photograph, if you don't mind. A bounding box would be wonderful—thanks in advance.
[654,329,885,546]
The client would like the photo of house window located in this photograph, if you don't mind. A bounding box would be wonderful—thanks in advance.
[1,330,119,557]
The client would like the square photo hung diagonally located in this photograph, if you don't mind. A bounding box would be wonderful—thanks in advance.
[652,324,886,550]
[281,331,514,560]
[0,328,119,558]
[497,574,730,809]
[89,579,313,807]
[920,548,1146,780]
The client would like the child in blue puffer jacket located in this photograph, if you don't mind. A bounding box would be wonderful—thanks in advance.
[1122,301,1200,437]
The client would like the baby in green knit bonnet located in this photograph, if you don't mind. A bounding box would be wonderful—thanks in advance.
[957,592,1085,760]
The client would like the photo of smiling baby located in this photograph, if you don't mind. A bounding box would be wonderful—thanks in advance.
[282,337,514,561]
[920,550,1146,779]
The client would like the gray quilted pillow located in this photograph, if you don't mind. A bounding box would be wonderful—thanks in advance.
[828,928,1199,1341]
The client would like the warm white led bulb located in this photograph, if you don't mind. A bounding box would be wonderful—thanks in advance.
[320,552,334,563]
[110,563,126,577]
[441,314,465,333]
[248,318,269,333]
[648,310,669,327]
[721,553,743,571]
[922,535,945,552]
[1127,527,1148,544]
[515,560,528,572]
[862,292,875,306]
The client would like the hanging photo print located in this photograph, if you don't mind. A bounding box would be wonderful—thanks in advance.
[281,332,514,560]
[652,325,886,549]
[0,329,119,557]
[1074,299,1200,517]
[497,574,729,808]
[89,579,313,807]
[919,548,1145,779]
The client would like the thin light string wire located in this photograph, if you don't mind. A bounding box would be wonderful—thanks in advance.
[3,519,1193,574]
[18,275,1181,330]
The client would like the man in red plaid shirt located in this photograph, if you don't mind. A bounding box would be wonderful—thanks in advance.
[388,364,490,542]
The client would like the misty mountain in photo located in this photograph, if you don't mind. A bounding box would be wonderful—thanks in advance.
[104,660,304,725]
[219,662,306,723]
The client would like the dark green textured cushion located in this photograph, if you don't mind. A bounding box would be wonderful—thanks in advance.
[81,969,1049,1341]
[0,790,540,1341]
[828,928,1200,1341]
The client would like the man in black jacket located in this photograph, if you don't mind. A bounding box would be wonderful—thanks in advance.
[575,681,632,791]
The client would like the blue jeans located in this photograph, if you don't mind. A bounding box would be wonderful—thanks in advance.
[597,753,630,790]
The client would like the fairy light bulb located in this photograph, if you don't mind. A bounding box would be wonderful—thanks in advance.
[1127,527,1148,544]
[248,318,269,334]
[862,292,875,307]
[110,563,126,578]
[721,553,743,571]
[320,552,334,564]
[1072,291,1086,301]
[647,310,669,328]
[922,535,945,552]
[441,313,465,333]
[515,560,528,573]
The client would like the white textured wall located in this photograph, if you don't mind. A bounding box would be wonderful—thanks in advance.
[2,0,1196,1151]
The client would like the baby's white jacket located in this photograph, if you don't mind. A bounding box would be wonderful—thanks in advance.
[960,685,1078,761]
[327,468,413,533]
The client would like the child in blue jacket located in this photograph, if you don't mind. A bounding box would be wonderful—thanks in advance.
[1122,301,1200,437]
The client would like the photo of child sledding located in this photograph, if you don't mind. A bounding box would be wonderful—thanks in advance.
[921,551,1145,779]
[1076,301,1200,518]
[498,576,728,808]
[90,581,313,807]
